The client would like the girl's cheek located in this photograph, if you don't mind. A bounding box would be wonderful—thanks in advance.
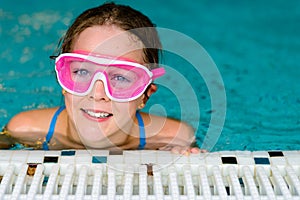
[64,94,82,118]
[65,94,82,106]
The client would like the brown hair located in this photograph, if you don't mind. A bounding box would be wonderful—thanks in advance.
[60,2,162,65]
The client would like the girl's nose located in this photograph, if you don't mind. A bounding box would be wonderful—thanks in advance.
[89,80,110,102]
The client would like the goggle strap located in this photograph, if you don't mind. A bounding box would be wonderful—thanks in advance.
[151,68,166,80]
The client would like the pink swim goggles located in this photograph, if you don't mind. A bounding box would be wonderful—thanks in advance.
[55,51,165,102]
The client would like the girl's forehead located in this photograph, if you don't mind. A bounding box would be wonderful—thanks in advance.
[73,25,145,64]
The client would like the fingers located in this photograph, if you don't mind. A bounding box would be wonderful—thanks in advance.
[158,145,207,155]
[192,148,207,153]
[170,146,184,154]
[190,147,200,154]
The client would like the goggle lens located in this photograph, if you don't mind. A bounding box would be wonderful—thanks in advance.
[55,52,165,102]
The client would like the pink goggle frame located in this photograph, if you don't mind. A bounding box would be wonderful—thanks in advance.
[55,51,165,102]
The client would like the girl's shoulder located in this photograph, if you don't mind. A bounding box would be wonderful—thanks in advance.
[6,107,63,138]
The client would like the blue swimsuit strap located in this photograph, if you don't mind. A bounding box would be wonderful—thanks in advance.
[136,110,146,150]
[42,106,145,150]
[42,105,66,150]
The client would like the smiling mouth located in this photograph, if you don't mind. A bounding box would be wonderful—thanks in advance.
[80,108,113,118]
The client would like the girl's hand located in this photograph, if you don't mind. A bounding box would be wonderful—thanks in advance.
[159,145,207,155]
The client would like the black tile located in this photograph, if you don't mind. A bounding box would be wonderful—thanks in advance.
[268,151,284,157]
[221,156,237,164]
[43,156,58,163]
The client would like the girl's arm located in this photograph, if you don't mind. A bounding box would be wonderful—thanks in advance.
[0,126,17,149]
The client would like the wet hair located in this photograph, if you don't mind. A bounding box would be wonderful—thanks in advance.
[59,2,162,65]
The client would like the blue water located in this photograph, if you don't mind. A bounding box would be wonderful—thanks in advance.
[0,0,299,151]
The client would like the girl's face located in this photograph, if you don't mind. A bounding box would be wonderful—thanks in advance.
[64,25,145,148]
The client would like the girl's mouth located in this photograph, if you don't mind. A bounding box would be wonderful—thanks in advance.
[80,108,113,119]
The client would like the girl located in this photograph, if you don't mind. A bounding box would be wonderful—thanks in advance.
[3,3,202,154]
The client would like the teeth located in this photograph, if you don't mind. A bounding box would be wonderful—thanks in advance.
[81,109,112,118]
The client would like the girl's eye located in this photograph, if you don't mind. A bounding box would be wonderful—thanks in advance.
[111,75,130,82]
[73,69,90,76]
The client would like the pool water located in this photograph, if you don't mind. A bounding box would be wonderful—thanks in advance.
[0,0,299,151]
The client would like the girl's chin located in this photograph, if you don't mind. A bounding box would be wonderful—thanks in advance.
[75,126,113,147]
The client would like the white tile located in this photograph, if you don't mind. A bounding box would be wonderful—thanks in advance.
[107,155,124,164]
[140,150,157,164]
[27,151,45,163]
[189,153,206,165]
[156,151,174,165]
[124,151,140,164]
[205,152,222,176]
[11,151,29,172]
[75,150,93,164]
[0,150,13,174]
[89,150,110,156]
[235,151,255,176]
